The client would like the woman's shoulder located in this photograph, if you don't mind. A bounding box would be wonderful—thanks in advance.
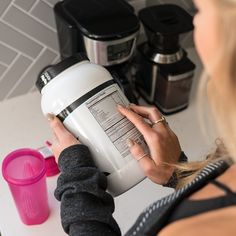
[158,206,236,236]
[159,163,236,236]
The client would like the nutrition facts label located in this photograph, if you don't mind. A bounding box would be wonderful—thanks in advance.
[86,84,147,158]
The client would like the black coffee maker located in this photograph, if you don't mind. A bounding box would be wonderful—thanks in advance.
[54,0,140,103]
[136,4,196,114]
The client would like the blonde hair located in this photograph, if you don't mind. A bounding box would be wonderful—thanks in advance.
[175,0,236,188]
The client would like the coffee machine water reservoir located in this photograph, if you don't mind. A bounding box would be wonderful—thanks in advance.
[136,5,196,114]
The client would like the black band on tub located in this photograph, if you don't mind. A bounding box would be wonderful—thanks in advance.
[57,80,115,122]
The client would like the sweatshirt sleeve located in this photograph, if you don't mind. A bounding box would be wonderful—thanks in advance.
[54,144,121,236]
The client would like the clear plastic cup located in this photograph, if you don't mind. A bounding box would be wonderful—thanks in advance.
[2,148,50,225]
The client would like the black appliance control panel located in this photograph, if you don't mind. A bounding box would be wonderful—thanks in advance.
[107,39,134,62]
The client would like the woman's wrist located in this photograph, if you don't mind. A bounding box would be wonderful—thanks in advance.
[163,152,188,188]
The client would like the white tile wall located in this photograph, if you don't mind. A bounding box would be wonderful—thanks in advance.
[0,0,60,101]
[0,0,195,102]
[14,0,36,11]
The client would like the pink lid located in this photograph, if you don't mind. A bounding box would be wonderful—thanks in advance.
[38,146,60,177]
[2,148,46,186]
[45,157,60,176]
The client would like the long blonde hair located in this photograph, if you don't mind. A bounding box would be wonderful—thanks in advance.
[175,0,236,188]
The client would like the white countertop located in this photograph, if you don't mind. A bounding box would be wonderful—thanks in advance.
[0,48,214,235]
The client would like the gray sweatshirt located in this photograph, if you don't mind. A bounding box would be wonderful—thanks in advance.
[55,144,228,236]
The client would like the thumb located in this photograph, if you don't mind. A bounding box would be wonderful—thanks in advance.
[47,114,72,141]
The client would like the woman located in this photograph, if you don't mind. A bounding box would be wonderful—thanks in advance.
[48,0,236,235]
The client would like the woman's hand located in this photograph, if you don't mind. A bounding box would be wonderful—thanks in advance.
[47,114,80,161]
[117,104,181,185]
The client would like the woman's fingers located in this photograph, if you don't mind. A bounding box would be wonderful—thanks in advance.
[127,139,157,178]
[129,104,167,130]
[127,139,170,184]
[47,114,75,142]
[47,114,80,157]
[48,114,67,139]
[129,104,162,120]
[117,105,154,139]
[117,105,169,145]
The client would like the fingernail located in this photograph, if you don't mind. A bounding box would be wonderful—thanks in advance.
[126,103,136,109]
[117,104,124,109]
[126,138,135,148]
[46,113,55,121]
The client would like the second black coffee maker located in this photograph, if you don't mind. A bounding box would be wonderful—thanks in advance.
[136,4,196,114]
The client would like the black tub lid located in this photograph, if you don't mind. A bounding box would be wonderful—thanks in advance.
[57,0,140,40]
[36,54,89,93]
[139,4,193,36]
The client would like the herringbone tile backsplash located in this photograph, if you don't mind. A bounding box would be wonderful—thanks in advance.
[0,0,195,102]
[0,0,60,101]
